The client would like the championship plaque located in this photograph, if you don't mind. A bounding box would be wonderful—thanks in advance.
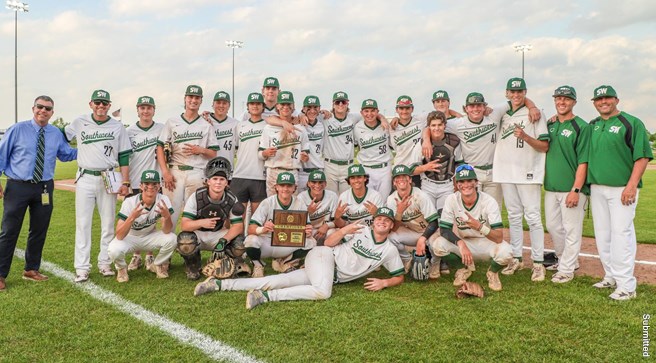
[271,210,308,247]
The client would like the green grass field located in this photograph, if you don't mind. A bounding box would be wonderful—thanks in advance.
[1,185,655,362]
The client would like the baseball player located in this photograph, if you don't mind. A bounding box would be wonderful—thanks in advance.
[260,91,310,196]
[156,85,219,227]
[429,164,513,291]
[297,95,325,192]
[544,86,590,284]
[65,89,132,282]
[386,165,440,276]
[208,91,239,169]
[194,207,405,310]
[231,93,268,219]
[334,164,384,228]
[354,99,392,199]
[244,172,316,278]
[587,85,652,301]
[178,157,246,280]
[107,170,176,282]
[493,78,549,282]
[297,170,338,245]
[389,96,424,188]
[125,96,164,271]
[238,77,302,121]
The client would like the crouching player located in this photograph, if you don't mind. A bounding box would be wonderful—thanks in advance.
[108,170,177,282]
[194,207,405,310]
[297,170,338,245]
[429,165,513,291]
[178,157,247,280]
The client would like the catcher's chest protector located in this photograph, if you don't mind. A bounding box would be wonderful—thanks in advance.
[196,187,241,232]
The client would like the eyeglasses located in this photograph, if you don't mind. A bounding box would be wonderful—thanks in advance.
[334,100,348,105]
[455,164,474,173]
[35,104,53,111]
[93,100,109,106]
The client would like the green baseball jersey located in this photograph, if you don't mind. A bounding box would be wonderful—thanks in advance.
[544,116,590,193]
[587,111,653,187]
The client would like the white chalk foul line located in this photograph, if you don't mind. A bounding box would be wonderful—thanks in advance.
[522,246,656,266]
[14,248,262,363]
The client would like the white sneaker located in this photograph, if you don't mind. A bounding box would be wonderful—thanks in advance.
[609,290,637,301]
[74,271,90,283]
[453,266,473,287]
[145,255,155,271]
[531,263,546,282]
[246,289,268,310]
[116,268,129,283]
[551,272,573,284]
[194,277,220,297]
[155,264,169,279]
[127,255,142,271]
[252,265,265,278]
[98,266,115,277]
[501,258,522,275]
[545,263,558,271]
[486,269,502,291]
[592,278,616,289]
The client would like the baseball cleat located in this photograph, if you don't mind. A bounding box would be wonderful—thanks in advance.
[609,290,636,301]
[98,266,115,277]
[551,272,573,284]
[439,260,450,275]
[127,255,142,271]
[501,258,522,275]
[194,277,220,296]
[428,261,440,280]
[252,265,265,278]
[453,266,473,287]
[545,263,558,271]
[145,255,155,271]
[74,271,90,283]
[116,268,129,283]
[155,264,169,279]
[592,278,616,289]
[531,263,546,282]
[246,289,267,310]
[486,269,502,291]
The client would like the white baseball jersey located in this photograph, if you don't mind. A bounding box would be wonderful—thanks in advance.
[210,114,239,164]
[298,189,339,228]
[334,226,405,283]
[65,114,132,170]
[439,191,503,240]
[389,116,423,167]
[249,194,309,227]
[323,112,362,160]
[338,188,384,226]
[259,124,310,170]
[493,106,549,184]
[233,119,267,180]
[303,120,326,169]
[445,103,509,169]
[182,189,243,243]
[386,187,439,233]
[354,120,391,165]
[157,114,219,170]
[117,193,174,237]
[127,122,164,186]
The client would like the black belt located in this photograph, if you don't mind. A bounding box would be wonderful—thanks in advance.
[8,178,52,184]
[303,168,320,173]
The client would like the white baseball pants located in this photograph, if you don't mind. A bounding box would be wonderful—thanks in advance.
[362,165,392,200]
[108,231,177,269]
[501,183,544,262]
[164,168,205,226]
[544,191,587,274]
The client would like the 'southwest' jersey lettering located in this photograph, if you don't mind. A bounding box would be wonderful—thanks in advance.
[80,131,116,144]
[359,134,387,149]
[327,124,353,137]
[393,127,421,145]
[172,130,204,143]
[462,124,497,142]
[239,128,262,141]
[215,129,234,140]
[351,239,383,260]
[132,136,158,152]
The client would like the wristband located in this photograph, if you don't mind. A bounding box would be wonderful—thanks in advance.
[480,225,491,236]
[255,226,264,235]
[122,181,131,186]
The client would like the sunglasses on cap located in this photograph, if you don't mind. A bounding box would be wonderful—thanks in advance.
[35,104,53,112]
[93,100,109,106]
[334,100,348,105]
[554,89,574,96]
[455,164,475,173]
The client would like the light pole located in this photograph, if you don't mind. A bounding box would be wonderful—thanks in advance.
[225,40,244,118]
[514,44,532,79]
[6,1,29,124]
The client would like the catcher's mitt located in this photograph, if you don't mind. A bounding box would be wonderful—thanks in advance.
[409,251,429,281]
[201,252,235,279]
[455,281,485,299]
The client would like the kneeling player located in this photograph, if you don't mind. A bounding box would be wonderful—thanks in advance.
[194,207,405,310]
[297,170,338,245]
[429,165,513,291]
[178,157,246,280]
[108,170,177,282]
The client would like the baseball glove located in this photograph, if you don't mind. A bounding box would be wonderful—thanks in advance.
[201,252,235,279]
[455,281,485,299]
[409,251,429,281]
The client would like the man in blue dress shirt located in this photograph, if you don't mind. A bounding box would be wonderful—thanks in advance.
[0,96,77,291]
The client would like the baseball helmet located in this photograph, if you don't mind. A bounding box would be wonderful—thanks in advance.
[205,157,232,179]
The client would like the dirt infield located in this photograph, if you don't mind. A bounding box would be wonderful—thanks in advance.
[55,179,656,285]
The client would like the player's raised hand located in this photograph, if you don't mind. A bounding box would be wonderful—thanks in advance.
[157,200,171,219]
[200,217,222,229]
[395,195,411,214]
[129,202,147,220]
[364,201,378,216]
[307,199,321,215]
[463,211,482,231]
[334,201,348,220]
[344,220,364,235]
[513,124,527,140]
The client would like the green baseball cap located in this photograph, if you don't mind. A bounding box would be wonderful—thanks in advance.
[506,77,527,90]
[552,86,577,100]
[432,90,450,101]
[308,170,326,182]
[136,96,155,106]
[263,77,280,88]
[247,92,265,104]
[333,91,349,101]
[213,91,230,102]
[591,85,618,100]
[454,164,478,181]
[303,95,321,107]
[361,99,378,109]
[277,91,294,104]
[465,92,487,105]
[396,95,413,107]
[374,207,395,221]
[347,164,366,178]
[185,85,203,96]
[392,164,412,177]
[276,172,296,185]
[141,170,160,183]
[91,89,111,102]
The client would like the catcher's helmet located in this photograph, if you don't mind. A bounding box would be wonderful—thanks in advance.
[205,156,232,179]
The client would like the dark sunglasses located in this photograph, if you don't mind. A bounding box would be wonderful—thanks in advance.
[93,100,110,106]
[34,104,53,111]
[333,100,348,105]
[455,164,475,173]
[554,89,574,96]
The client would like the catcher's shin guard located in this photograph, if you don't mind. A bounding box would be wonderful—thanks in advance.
[226,235,246,259]
[177,232,202,280]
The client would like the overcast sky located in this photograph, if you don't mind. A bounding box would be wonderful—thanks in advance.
[1,0,655,131]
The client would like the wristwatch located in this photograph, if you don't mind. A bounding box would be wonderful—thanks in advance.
[571,187,580,193]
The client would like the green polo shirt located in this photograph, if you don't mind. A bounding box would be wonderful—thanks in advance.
[587,111,653,187]
[544,116,590,194]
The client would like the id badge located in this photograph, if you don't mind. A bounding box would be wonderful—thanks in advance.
[42,191,50,205]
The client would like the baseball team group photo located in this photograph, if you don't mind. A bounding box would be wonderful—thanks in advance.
[1,1,655,362]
